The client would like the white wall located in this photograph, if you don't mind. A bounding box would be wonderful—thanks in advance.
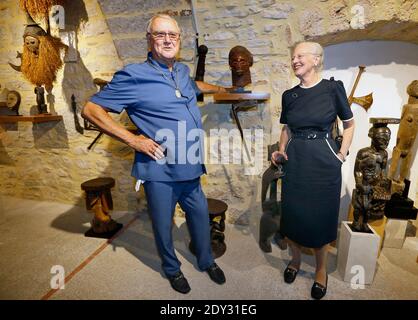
[293,40,418,221]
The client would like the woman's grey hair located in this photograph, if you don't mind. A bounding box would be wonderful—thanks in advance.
[146,14,181,34]
[291,41,324,72]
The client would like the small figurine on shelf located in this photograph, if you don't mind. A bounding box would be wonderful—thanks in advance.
[7,91,21,115]
[34,85,48,114]
[0,85,22,116]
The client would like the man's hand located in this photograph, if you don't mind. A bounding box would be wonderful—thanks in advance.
[128,135,165,160]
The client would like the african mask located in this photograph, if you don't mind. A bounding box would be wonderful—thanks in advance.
[24,35,40,56]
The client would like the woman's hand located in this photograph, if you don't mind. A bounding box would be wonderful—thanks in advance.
[128,135,165,160]
[271,150,288,167]
[337,152,345,162]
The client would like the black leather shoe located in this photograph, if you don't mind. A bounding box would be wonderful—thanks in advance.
[168,271,191,294]
[311,274,328,300]
[206,263,226,284]
[284,262,299,284]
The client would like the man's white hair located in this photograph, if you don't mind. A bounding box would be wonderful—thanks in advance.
[146,14,181,34]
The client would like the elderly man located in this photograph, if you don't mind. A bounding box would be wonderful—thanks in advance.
[82,14,227,294]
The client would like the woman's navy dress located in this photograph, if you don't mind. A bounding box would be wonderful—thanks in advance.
[279,79,353,248]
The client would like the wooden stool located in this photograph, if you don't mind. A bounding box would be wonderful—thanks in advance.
[81,177,123,239]
[189,198,228,259]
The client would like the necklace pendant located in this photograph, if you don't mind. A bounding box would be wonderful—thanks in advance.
[175,89,181,98]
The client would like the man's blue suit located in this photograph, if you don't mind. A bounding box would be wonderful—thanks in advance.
[90,53,214,277]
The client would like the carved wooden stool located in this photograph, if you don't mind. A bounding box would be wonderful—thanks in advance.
[81,177,123,239]
[189,198,228,259]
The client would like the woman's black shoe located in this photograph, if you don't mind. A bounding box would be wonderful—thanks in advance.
[205,263,226,284]
[284,262,299,284]
[311,274,328,300]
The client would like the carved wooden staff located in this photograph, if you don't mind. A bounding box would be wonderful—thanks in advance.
[195,44,208,102]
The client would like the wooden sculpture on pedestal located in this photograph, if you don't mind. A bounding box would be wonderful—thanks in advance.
[351,118,399,232]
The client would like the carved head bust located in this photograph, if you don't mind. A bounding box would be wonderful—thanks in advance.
[6,91,21,112]
[368,125,391,151]
[228,45,253,88]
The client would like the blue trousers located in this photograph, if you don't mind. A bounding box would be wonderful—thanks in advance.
[143,178,214,277]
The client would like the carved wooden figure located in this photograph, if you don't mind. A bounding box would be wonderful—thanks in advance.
[351,120,396,231]
[229,46,253,89]
[388,80,418,192]
[81,177,123,238]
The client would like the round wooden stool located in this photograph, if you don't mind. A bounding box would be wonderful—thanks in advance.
[81,177,123,239]
[189,198,228,259]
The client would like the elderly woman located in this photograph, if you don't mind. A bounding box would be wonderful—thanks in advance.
[272,41,355,299]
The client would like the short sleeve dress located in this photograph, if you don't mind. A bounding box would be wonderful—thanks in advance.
[279,79,353,248]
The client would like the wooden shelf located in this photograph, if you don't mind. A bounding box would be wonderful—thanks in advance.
[213,92,270,104]
[0,114,63,124]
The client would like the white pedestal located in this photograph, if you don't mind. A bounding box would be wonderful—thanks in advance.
[383,219,408,248]
[337,221,380,285]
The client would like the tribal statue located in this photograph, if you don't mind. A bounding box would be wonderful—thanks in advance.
[388,80,418,193]
[351,120,395,232]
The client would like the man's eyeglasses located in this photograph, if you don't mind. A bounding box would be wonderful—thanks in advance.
[148,31,180,41]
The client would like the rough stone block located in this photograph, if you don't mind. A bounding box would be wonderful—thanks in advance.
[383,218,408,248]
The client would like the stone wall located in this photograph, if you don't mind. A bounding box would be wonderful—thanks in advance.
[0,0,417,223]
[0,0,139,211]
